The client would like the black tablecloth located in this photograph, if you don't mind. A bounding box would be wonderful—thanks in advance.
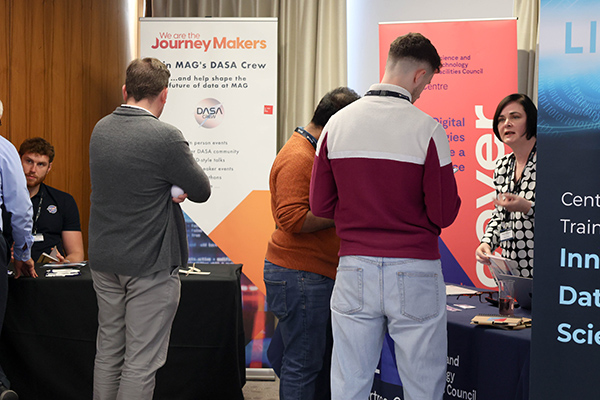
[373,293,531,400]
[0,263,245,400]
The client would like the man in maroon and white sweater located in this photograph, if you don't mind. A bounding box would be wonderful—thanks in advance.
[310,32,461,400]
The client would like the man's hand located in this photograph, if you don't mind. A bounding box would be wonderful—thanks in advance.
[14,258,37,278]
[55,249,68,263]
[172,193,188,204]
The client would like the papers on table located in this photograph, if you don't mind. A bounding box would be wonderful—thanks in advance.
[470,314,532,330]
[41,261,87,278]
[45,268,81,277]
[41,262,88,268]
[179,264,211,276]
[446,284,480,296]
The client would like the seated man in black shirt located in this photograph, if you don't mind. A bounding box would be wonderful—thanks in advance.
[19,137,84,262]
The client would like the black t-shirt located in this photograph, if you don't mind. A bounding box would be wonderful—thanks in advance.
[30,184,81,261]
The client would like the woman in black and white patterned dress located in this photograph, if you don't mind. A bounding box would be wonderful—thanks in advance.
[476,94,537,278]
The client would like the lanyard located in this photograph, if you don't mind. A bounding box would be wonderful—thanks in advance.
[32,190,44,235]
[295,127,318,149]
[365,90,410,102]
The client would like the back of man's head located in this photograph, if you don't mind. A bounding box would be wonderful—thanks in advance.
[311,87,361,128]
[19,137,55,163]
[386,32,442,74]
[125,58,171,102]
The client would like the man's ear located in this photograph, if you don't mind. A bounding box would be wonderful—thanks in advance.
[161,87,169,103]
[122,85,128,102]
[47,162,53,173]
[414,68,427,85]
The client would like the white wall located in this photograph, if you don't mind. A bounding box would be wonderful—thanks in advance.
[347,0,514,95]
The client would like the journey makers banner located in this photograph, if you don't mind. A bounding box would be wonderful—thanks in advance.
[140,18,277,368]
[379,19,518,289]
[530,2,600,398]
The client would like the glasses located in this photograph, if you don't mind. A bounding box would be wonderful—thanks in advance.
[455,290,497,303]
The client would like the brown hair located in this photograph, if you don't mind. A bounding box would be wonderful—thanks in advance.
[388,32,442,73]
[125,58,171,102]
[19,137,55,163]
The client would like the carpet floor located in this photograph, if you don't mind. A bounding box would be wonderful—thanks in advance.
[242,377,280,400]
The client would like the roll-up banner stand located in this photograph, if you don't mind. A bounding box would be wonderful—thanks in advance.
[530,2,600,398]
[373,19,517,399]
[140,18,278,375]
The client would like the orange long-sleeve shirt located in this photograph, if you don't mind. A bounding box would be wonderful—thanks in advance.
[265,132,339,280]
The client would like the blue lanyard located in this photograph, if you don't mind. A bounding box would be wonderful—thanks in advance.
[365,90,410,102]
[295,127,318,149]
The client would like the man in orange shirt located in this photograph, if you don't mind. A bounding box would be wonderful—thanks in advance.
[264,87,359,400]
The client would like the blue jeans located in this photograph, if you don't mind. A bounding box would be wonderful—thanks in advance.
[330,256,447,400]
[264,260,334,400]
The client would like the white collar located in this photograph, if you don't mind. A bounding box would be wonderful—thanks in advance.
[121,104,153,115]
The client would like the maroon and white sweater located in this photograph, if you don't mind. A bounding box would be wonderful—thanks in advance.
[309,83,461,260]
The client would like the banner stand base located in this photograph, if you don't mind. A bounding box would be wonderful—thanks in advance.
[246,368,276,381]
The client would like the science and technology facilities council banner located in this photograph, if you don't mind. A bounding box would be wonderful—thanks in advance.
[530,2,600,398]
[379,19,517,289]
[140,18,277,368]
[372,19,517,400]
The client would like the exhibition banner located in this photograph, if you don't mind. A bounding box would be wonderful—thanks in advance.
[140,18,277,368]
[373,19,517,399]
[530,2,600,398]
[379,19,518,289]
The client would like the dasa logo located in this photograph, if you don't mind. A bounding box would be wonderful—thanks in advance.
[195,98,225,128]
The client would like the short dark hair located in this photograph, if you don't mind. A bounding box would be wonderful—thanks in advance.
[311,87,360,128]
[493,93,537,141]
[125,58,171,102]
[388,32,442,73]
[19,137,55,163]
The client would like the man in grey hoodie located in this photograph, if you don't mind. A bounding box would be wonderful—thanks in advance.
[89,57,211,400]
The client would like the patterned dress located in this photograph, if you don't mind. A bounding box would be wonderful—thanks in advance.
[481,145,536,277]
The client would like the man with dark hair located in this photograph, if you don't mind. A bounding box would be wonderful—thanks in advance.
[18,137,84,262]
[264,86,360,400]
[124,57,171,101]
[89,57,211,399]
[0,100,36,400]
[310,33,461,400]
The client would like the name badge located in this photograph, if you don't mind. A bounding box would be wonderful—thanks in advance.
[34,233,45,242]
[500,230,514,242]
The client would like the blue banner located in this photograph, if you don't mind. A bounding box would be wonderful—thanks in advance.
[531,1,600,398]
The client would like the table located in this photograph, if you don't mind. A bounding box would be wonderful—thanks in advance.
[0,263,245,400]
[373,293,531,400]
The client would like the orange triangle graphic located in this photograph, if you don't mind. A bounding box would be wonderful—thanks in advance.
[208,190,274,295]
